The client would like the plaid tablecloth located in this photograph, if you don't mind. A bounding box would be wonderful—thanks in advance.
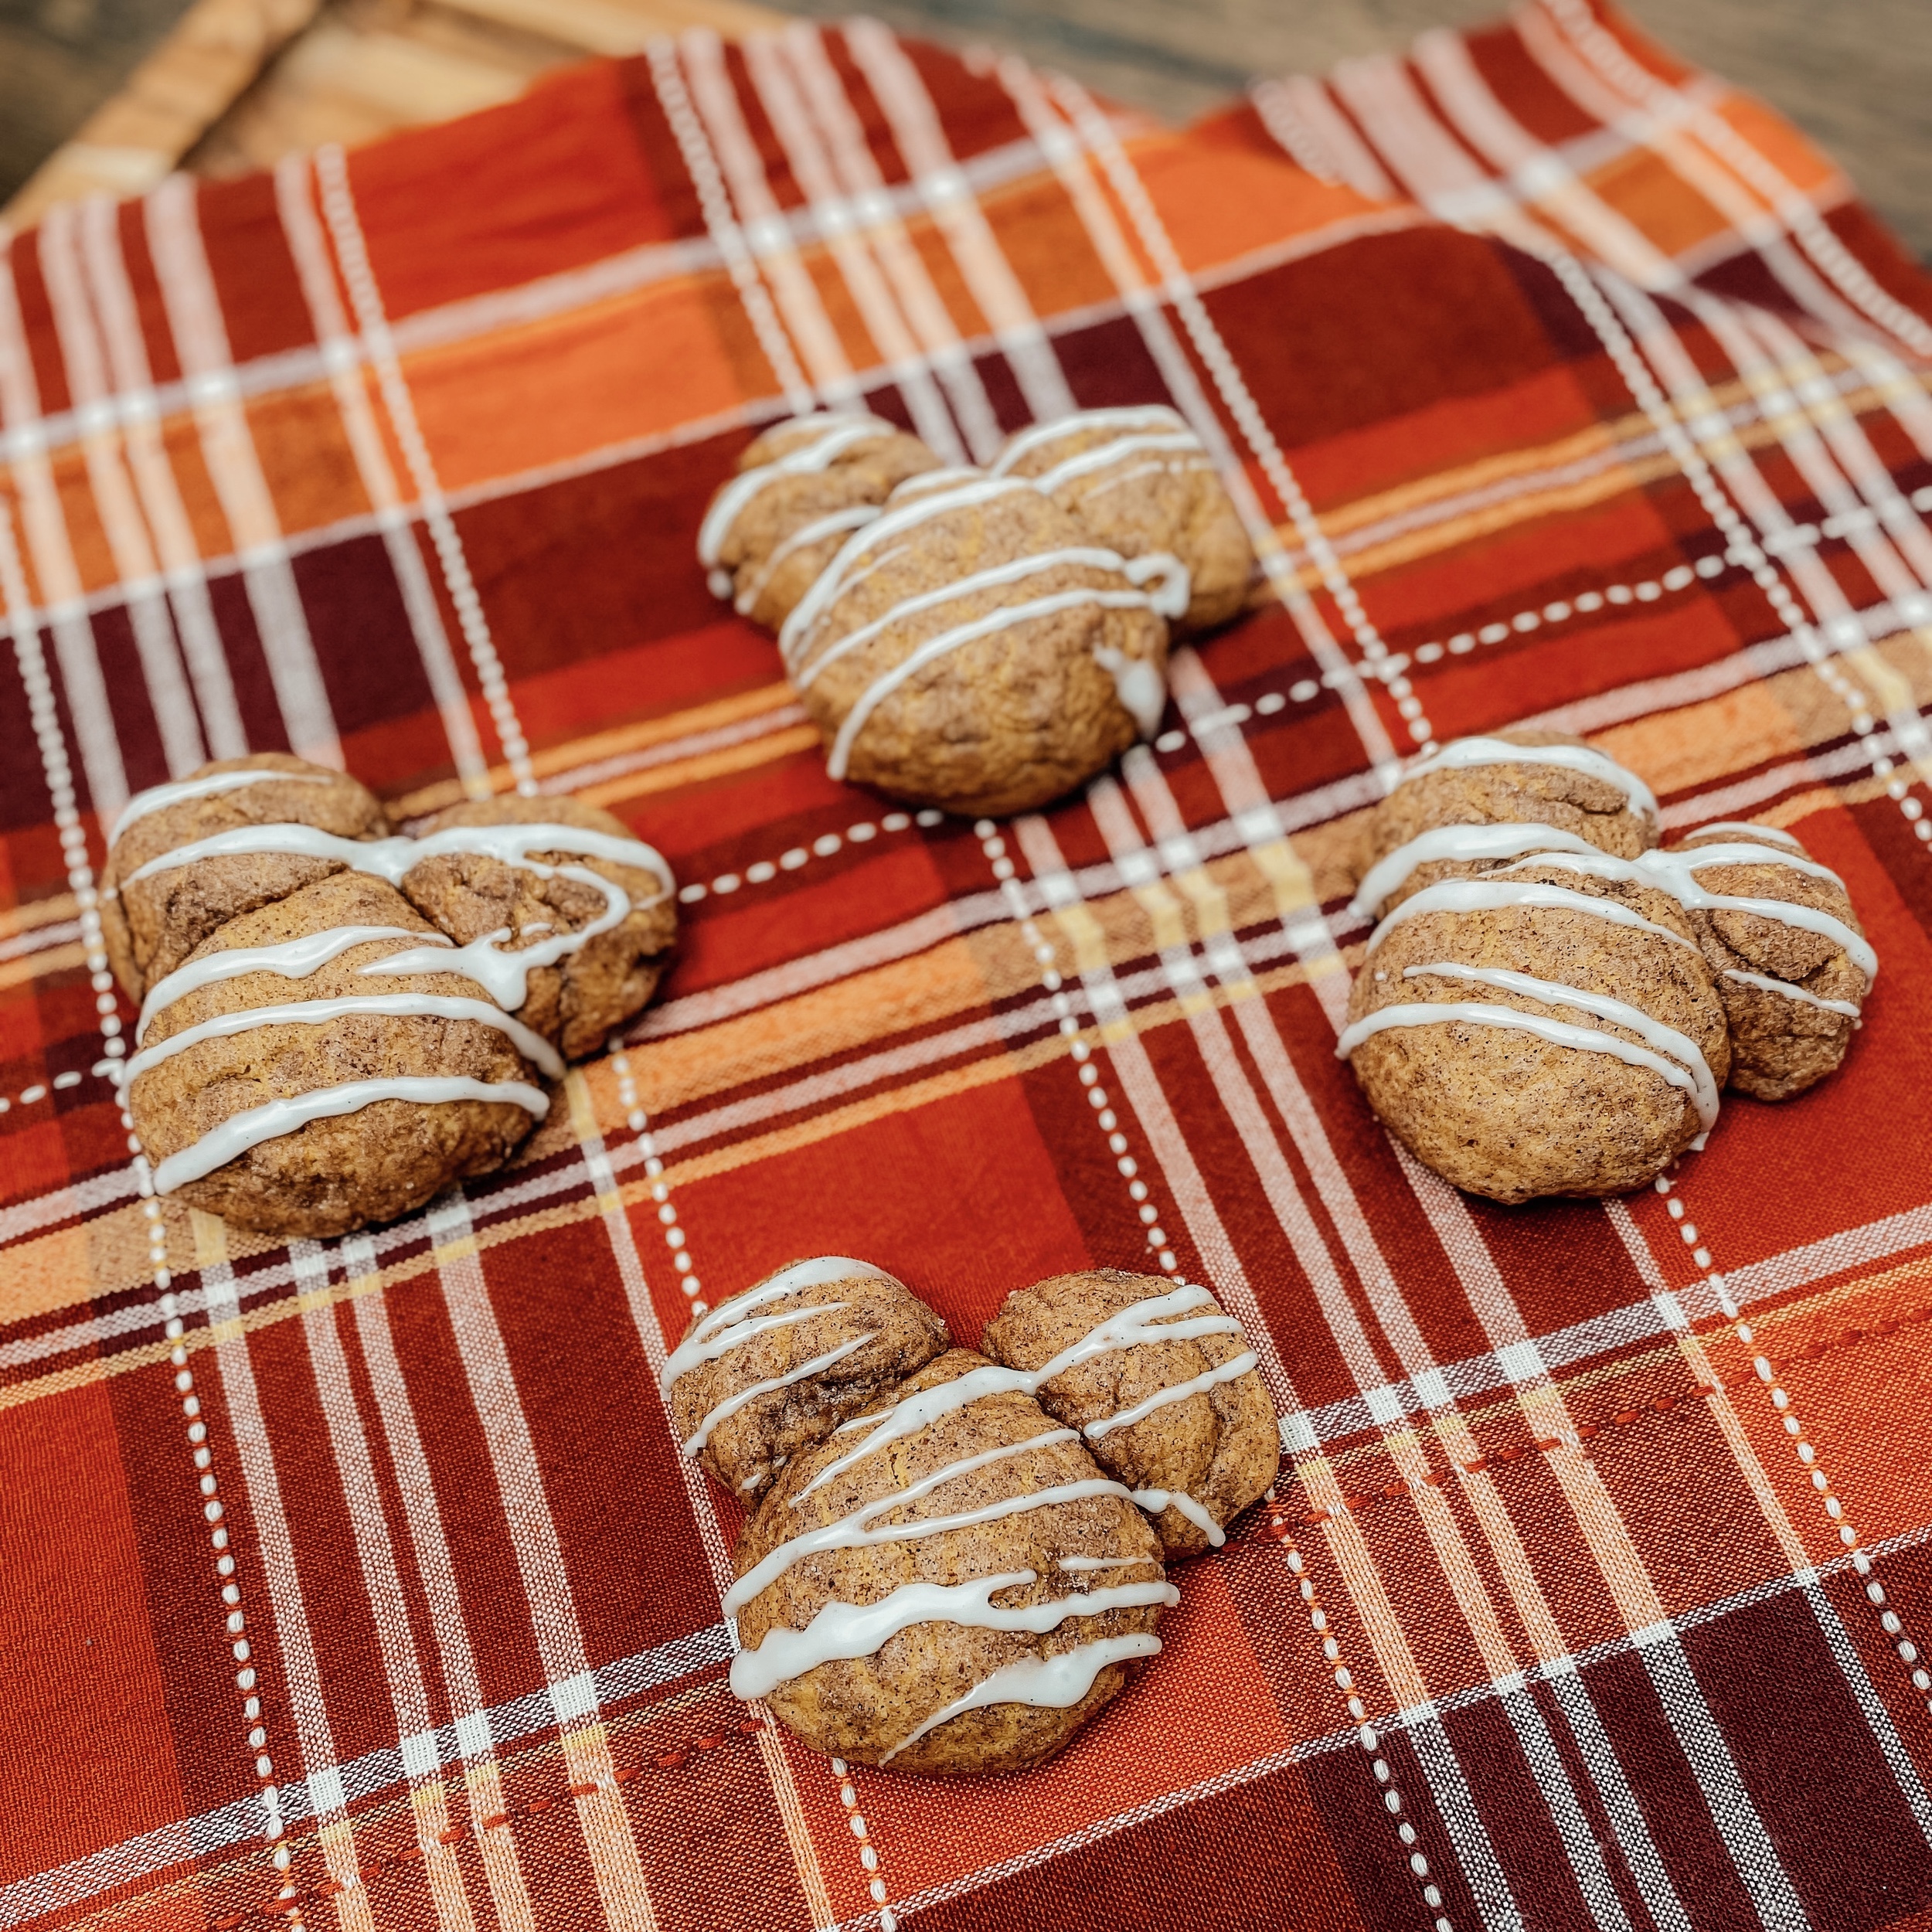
[5,3,1932,1926]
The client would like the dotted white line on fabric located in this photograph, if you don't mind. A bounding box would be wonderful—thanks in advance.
[1652,1168,1932,1718]
[829,1757,896,1929]
[1,501,292,1889]
[679,808,934,904]
[1263,1512,1456,1930]
[608,1047,705,1316]
[1152,554,1721,755]
[975,819,1180,1271]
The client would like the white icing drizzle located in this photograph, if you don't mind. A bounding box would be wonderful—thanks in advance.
[1363,877,1703,957]
[665,1257,910,1447]
[825,587,1165,781]
[1094,648,1168,740]
[111,768,334,838]
[1057,1554,1146,1571]
[1399,736,1660,824]
[992,406,1190,474]
[126,992,564,1084]
[682,1335,877,1457]
[121,820,674,896]
[1337,1002,1715,1123]
[777,474,1039,663]
[151,1077,549,1194]
[1349,821,1604,920]
[661,1302,850,1396]
[1028,1284,1243,1387]
[1723,968,1861,1018]
[729,1567,1177,1700]
[878,1632,1162,1764]
[795,1364,1039,1505]
[1692,820,1803,849]
[136,925,448,1043]
[1026,433,1206,498]
[123,819,676,1192]
[368,867,629,1013]
[696,413,898,572]
[1130,1488,1227,1547]
[1085,1351,1260,1440]
[1396,961,1720,1126]
[791,546,1151,684]
[1478,846,1877,983]
[733,504,880,616]
[723,1453,1126,1615]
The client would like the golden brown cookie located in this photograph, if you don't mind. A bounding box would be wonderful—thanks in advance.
[128,872,551,1236]
[727,1347,1170,1775]
[662,1257,951,1499]
[991,406,1254,632]
[698,413,943,628]
[400,795,677,1060]
[981,1270,1278,1559]
[1665,824,1874,1100]
[1351,730,1660,921]
[101,753,391,998]
[777,467,1178,815]
[1342,853,1730,1201]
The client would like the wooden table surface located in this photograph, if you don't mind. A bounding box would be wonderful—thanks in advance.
[2,0,1928,260]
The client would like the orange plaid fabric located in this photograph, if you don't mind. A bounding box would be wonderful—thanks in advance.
[5,5,1932,1927]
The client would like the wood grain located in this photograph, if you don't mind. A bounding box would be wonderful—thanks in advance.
[2,0,1927,259]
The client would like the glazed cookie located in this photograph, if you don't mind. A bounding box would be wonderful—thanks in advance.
[102,754,391,998]
[128,872,553,1236]
[1351,731,1659,921]
[400,795,677,1060]
[777,467,1182,815]
[981,1270,1278,1559]
[1664,823,1876,1100]
[698,413,944,628]
[107,757,679,1236]
[1342,852,1731,1201]
[662,1257,951,1499]
[991,406,1255,632]
[727,1347,1171,1774]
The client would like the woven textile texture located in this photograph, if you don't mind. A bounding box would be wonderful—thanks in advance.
[5,2,1932,1926]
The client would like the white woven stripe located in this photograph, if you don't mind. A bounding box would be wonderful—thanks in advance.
[423,1191,663,1929]
[76,195,250,760]
[37,204,207,777]
[144,175,343,769]
[312,145,536,795]
[273,154,492,799]
[0,229,129,817]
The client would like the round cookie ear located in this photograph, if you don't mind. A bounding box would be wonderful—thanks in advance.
[399,795,678,1061]
[101,753,392,1000]
[1349,730,1660,923]
[698,414,944,630]
[990,407,1256,634]
[981,1269,1280,1559]
[663,1257,951,1498]
[1663,824,1872,1100]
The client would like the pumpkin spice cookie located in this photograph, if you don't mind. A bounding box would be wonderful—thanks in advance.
[1664,823,1875,1100]
[400,794,677,1060]
[106,755,679,1238]
[698,413,943,629]
[1341,852,1731,1201]
[777,467,1183,815]
[982,1270,1278,1559]
[102,753,392,999]
[991,406,1255,632]
[662,1257,951,1500]
[727,1346,1171,1775]
[127,871,554,1237]
[1351,730,1659,922]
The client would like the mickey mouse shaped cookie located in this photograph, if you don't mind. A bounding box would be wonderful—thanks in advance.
[107,753,677,1236]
